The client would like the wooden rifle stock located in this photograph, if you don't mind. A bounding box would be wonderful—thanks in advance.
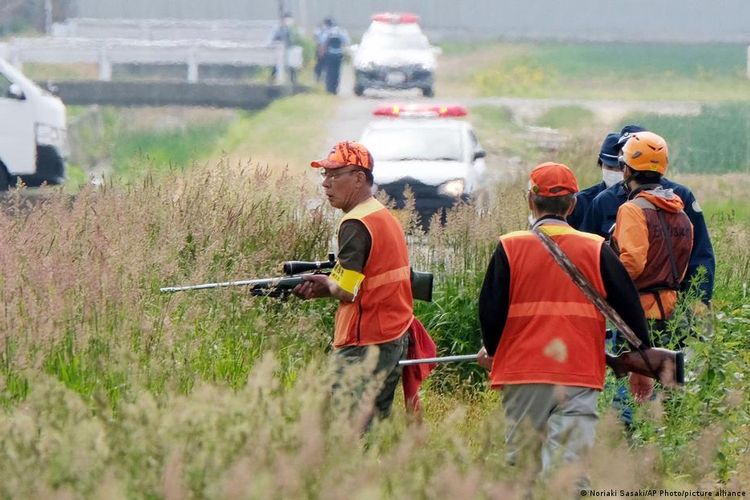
[606,348,684,388]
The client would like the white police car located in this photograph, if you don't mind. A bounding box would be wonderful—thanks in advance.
[359,104,487,223]
[351,13,440,97]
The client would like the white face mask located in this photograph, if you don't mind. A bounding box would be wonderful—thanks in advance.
[602,169,624,188]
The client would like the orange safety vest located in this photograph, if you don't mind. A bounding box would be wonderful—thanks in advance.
[490,224,607,390]
[333,198,414,348]
[615,195,693,320]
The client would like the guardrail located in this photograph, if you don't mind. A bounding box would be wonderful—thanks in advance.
[0,37,286,83]
[51,18,277,43]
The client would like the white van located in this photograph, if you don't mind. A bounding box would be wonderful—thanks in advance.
[0,58,67,190]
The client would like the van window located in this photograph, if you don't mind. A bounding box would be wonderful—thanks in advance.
[0,73,13,98]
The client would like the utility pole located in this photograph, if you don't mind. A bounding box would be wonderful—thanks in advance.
[275,0,287,85]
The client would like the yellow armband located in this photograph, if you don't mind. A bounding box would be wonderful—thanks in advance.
[329,262,365,295]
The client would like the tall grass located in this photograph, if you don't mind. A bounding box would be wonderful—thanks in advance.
[1,163,749,497]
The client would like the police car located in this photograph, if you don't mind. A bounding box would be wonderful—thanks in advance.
[351,13,440,97]
[359,104,487,224]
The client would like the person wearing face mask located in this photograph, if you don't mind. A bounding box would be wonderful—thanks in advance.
[567,132,623,230]
[580,125,715,307]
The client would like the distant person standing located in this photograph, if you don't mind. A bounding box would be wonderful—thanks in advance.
[313,20,328,83]
[567,133,623,230]
[321,17,349,95]
[269,12,302,85]
[610,131,694,346]
[581,125,715,306]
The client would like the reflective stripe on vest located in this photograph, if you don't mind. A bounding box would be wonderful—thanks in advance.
[361,266,411,291]
[489,225,607,390]
[333,198,413,348]
[508,301,600,320]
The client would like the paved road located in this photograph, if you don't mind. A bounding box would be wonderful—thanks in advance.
[323,63,433,150]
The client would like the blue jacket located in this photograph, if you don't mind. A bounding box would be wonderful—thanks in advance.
[568,181,607,230]
[581,179,715,301]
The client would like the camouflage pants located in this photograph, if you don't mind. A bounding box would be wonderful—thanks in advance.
[331,333,408,429]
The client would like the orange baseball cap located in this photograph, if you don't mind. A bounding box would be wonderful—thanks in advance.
[311,141,374,170]
[529,162,579,197]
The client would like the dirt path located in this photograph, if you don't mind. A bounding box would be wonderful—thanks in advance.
[467,96,702,125]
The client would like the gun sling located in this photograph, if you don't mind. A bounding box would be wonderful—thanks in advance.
[532,227,684,386]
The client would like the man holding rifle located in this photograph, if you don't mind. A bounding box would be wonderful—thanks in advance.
[476,162,653,477]
[294,141,415,430]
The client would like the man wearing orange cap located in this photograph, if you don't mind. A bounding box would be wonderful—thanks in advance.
[476,162,652,478]
[294,140,414,429]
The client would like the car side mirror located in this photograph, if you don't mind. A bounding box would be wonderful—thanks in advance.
[432,46,443,56]
[7,83,25,100]
[473,149,486,160]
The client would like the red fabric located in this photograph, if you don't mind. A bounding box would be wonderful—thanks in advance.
[402,317,437,415]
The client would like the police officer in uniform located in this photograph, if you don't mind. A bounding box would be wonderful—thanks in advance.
[567,132,623,230]
[320,18,349,95]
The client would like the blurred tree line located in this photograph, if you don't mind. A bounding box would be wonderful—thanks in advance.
[0,0,74,36]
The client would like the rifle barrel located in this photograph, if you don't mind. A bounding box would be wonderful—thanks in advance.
[399,354,478,366]
[160,277,288,293]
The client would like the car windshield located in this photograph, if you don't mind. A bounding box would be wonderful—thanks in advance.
[362,33,430,51]
[363,126,463,162]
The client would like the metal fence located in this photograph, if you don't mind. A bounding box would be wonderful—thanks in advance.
[0,37,284,82]
[51,18,277,42]
[72,0,750,43]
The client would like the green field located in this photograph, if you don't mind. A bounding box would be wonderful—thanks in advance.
[474,43,750,101]
[619,103,750,174]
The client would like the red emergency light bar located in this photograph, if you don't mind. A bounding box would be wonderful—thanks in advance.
[373,104,468,118]
[371,12,420,24]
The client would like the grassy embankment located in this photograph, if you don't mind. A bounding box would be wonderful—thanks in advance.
[62,92,335,189]
[1,43,749,497]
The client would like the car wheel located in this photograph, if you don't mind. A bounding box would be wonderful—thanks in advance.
[354,84,365,96]
[422,86,434,98]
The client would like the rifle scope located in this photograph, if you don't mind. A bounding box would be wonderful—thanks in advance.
[282,253,336,275]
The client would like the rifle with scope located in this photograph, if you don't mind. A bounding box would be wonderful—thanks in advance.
[160,253,434,302]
